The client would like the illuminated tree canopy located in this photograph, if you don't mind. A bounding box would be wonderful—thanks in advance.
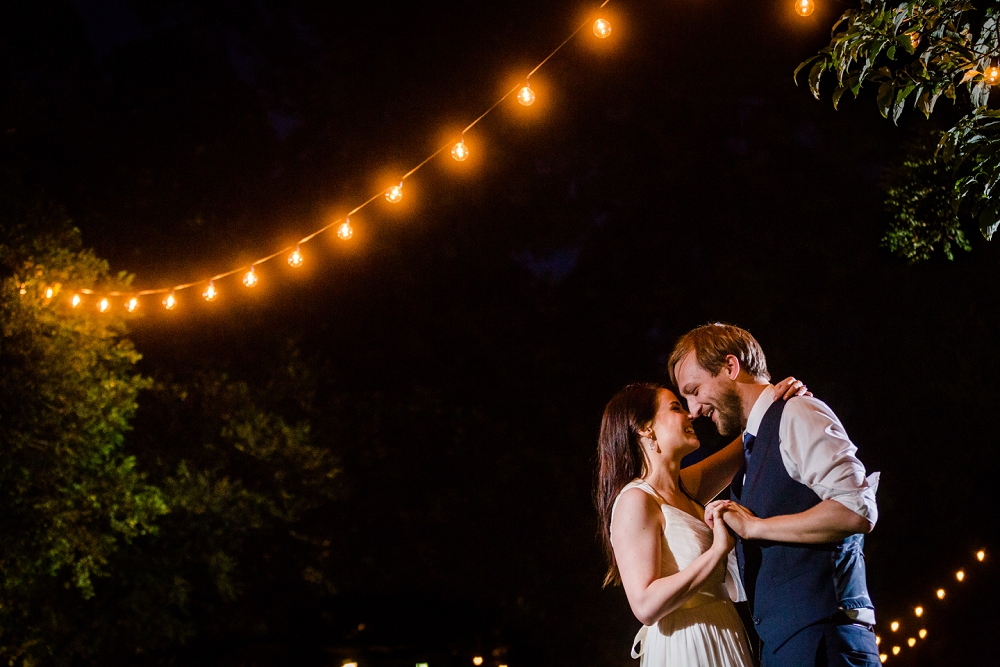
[800,0,1000,261]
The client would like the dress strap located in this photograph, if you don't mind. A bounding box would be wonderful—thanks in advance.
[631,624,648,659]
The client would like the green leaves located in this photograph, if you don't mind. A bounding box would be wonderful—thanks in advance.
[800,1,1000,260]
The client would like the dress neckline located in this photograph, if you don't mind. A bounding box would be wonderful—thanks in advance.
[633,479,705,524]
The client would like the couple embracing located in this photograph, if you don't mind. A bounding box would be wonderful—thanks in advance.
[596,323,881,667]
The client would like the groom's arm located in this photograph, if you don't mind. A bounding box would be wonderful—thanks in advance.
[708,498,870,543]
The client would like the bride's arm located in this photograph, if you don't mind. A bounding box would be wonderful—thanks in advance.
[681,377,809,505]
[611,489,733,626]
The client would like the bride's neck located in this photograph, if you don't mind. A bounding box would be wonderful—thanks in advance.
[643,456,683,496]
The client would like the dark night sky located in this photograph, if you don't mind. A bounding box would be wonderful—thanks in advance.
[2,0,998,665]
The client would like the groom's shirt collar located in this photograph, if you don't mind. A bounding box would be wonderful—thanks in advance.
[743,383,775,437]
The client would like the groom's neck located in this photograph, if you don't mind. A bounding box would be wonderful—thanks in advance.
[736,379,770,430]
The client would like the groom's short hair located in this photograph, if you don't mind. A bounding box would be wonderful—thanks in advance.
[668,323,770,386]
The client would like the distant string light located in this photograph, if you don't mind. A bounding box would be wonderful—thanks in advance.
[99,298,109,313]
[987,66,1000,86]
[795,0,815,17]
[46,0,624,312]
[879,548,987,662]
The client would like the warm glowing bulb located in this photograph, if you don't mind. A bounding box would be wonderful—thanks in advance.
[386,183,403,203]
[288,247,304,267]
[45,287,53,299]
[337,218,354,240]
[875,635,881,645]
[987,68,1000,85]
[956,570,965,581]
[518,83,536,106]
[451,141,469,161]
[919,629,927,639]
[126,297,138,312]
[879,654,887,664]
[163,292,177,310]
[914,606,923,617]
[907,637,916,647]
[343,663,357,667]
[71,294,81,308]
[795,0,815,17]
[890,621,899,632]
[977,549,986,561]
[593,18,612,38]
[936,588,945,599]
[891,646,900,656]
[19,284,26,295]
[203,281,217,301]
[99,298,109,313]
[243,267,259,287]
[473,658,483,666]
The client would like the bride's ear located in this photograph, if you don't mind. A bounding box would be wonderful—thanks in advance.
[638,424,659,452]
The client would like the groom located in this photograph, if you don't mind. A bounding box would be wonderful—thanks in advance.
[668,323,880,667]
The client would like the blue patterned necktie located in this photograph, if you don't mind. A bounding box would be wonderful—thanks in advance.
[742,431,756,463]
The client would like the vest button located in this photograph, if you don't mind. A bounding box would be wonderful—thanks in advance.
[753,617,761,625]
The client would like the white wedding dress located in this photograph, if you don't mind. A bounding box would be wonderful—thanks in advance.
[611,480,754,666]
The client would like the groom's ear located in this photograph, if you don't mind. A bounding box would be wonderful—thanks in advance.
[723,354,742,380]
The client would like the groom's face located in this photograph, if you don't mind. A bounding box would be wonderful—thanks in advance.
[674,350,745,438]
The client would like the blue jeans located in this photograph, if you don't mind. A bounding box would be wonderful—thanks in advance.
[763,621,880,667]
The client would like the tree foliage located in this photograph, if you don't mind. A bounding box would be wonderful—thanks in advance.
[798,1,1000,260]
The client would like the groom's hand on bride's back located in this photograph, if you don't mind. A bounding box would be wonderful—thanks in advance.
[773,376,812,401]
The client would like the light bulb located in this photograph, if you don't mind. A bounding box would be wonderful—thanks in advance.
[518,83,536,106]
[337,218,354,240]
[878,654,887,664]
[163,292,177,310]
[795,0,815,17]
[203,281,217,301]
[919,629,927,639]
[890,621,899,632]
[71,294,81,308]
[987,68,1000,85]
[936,588,945,599]
[45,287,53,299]
[593,18,612,38]
[19,284,26,295]
[914,606,923,617]
[907,638,916,648]
[99,298,109,313]
[386,183,403,203]
[451,140,469,161]
[473,658,483,666]
[126,297,138,312]
[875,636,881,645]
[977,549,986,561]
[891,646,900,656]
[243,267,259,287]
[288,246,304,268]
[956,570,965,581]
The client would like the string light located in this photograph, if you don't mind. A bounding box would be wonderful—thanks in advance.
[288,246,304,268]
[203,281,218,301]
[914,606,923,617]
[45,287,53,299]
[337,218,354,240]
[936,588,945,599]
[986,67,1000,86]
[163,292,177,310]
[919,629,927,639]
[890,621,899,632]
[875,635,881,645]
[518,82,536,106]
[593,18,612,39]
[795,0,815,17]
[99,298,109,313]
[879,654,887,664]
[386,183,403,203]
[891,646,900,656]
[243,267,259,288]
[955,570,965,581]
[907,638,916,648]
[343,663,358,667]
[71,294,81,308]
[451,139,469,161]
[978,549,986,562]
[473,658,484,666]
[126,297,138,312]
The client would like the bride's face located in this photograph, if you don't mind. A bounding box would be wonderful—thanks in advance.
[644,389,700,457]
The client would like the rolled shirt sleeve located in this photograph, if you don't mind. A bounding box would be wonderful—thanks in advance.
[778,397,879,526]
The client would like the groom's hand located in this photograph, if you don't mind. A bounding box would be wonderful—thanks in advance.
[705,500,761,540]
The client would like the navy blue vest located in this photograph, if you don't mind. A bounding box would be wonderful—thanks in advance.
[733,398,873,651]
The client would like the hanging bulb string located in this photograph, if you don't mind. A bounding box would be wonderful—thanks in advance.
[70,0,618,304]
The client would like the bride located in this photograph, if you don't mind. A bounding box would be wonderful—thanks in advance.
[595,379,805,665]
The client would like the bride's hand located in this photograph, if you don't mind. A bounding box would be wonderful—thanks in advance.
[707,504,736,558]
[773,376,812,401]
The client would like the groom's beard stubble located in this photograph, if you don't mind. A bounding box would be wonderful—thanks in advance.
[714,387,745,438]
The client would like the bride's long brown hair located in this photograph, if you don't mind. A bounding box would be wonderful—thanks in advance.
[594,382,662,587]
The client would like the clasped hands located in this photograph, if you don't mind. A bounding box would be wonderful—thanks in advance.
[705,499,760,542]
